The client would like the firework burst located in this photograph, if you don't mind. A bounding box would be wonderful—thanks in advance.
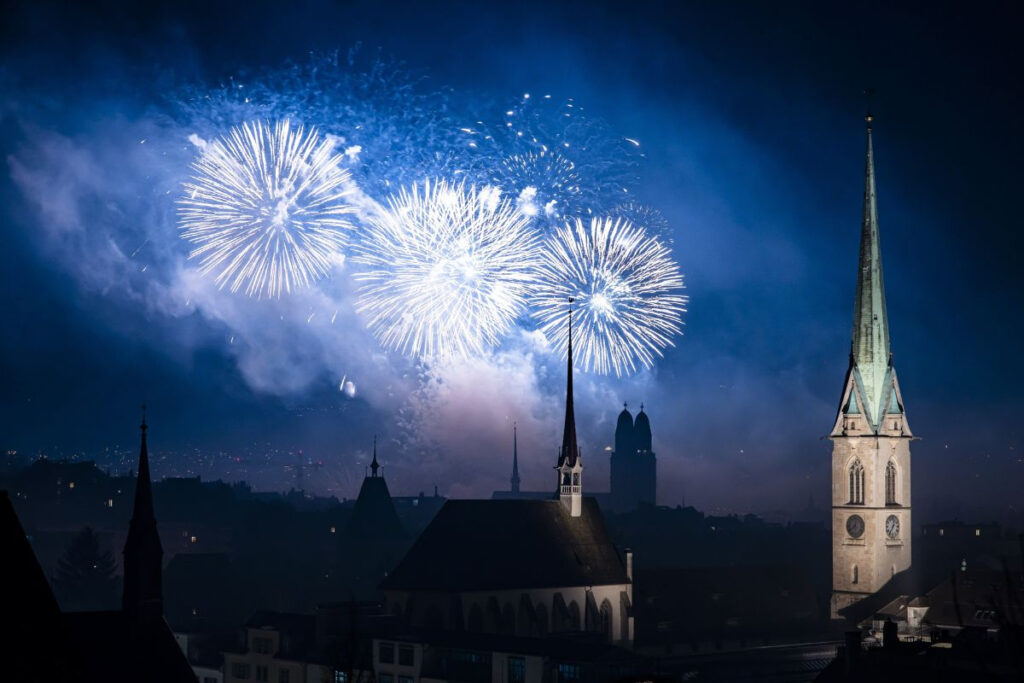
[497,150,581,220]
[178,120,356,298]
[532,217,686,376]
[354,179,539,359]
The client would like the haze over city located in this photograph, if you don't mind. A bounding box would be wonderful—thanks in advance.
[4,2,1018,524]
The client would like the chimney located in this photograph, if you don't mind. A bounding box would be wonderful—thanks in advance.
[883,618,899,650]
[844,631,861,675]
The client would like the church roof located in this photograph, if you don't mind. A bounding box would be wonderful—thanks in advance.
[634,407,652,450]
[380,497,628,592]
[850,114,892,422]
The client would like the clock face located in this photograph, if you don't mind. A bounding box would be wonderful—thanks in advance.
[846,514,865,538]
[886,515,900,539]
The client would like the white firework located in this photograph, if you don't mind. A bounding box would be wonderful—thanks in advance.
[179,120,356,298]
[497,150,581,220]
[353,179,539,359]
[532,217,686,376]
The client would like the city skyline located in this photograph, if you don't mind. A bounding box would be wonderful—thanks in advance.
[2,1,1021,523]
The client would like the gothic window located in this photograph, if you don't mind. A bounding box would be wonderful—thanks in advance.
[848,460,865,505]
[885,460,897,505]
[572,473,579,486]
[467,604,483,633]
[568,601,581,630]
[852,565,859,584]
[599,599,613,642]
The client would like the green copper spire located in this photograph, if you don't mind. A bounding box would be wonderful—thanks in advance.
[850,110,891,423]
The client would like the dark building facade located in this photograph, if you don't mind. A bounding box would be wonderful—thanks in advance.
[609,404,657,511]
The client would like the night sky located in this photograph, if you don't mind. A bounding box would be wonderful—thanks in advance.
[1,1,1021,521]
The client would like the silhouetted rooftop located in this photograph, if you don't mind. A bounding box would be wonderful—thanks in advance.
[381,497,628,592]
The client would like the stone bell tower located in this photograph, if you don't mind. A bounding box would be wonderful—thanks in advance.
[830,109,913,618]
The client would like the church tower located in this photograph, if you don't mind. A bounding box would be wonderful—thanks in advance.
[557,299,583,517]
[830,110,913,617]
[122,407,164,623]
[633,405,657,507]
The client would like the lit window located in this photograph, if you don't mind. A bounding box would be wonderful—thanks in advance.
[107,498,114,507]
[333,672,348,683]
[557,663,581,681]
[508,657,526,683]
[330,526,336,534]
[190,535,198,544]
[69,481,75,489]
[939,528,944,536]
[975,528,981,537]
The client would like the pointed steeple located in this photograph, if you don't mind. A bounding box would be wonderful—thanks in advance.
[557,298,583,517]
[371,435,380,478]
[510,422,521,494]
[122,405,163,622]
[850,105,891,422]
[558,298,579,468]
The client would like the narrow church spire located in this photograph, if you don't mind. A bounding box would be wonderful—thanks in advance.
[850,103,891,421]
[122,404,163,621]
[557,298,583,516]
[558,298,579,468]
[510,422,521,493]
[371,435,380,478]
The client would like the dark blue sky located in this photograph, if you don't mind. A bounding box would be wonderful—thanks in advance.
[1,1,1021,520]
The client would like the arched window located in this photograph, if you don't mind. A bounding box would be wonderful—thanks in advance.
[599,600,613,642]
[852,565,859,584]
[568,601,581,630]
[535,604,548,636]
[467,604,483,632]
[848,460,865,504]
[885,461,897,505]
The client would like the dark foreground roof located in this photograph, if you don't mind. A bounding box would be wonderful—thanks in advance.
[63,611,198,683]
[381,497,628,592]
[2,490,195,682]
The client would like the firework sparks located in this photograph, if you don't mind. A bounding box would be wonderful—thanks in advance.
[465,93,643,219]
[353,179,539,359]
[532,217,686,376]
[497,150,581,220]
[178,120,356,298]
[611,201,672,242]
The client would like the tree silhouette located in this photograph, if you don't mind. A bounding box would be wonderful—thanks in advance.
[53,526,119,610]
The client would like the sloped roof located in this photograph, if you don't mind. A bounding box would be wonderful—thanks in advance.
[62,610,197,683]
[380,498,628,592]
[349,476,404,538]
[2,490,81,681]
